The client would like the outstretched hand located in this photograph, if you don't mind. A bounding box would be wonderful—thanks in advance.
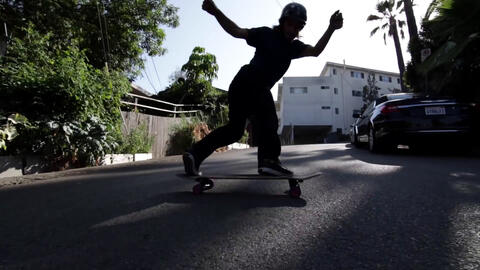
[202,0,218,15]
[329,10,343,30]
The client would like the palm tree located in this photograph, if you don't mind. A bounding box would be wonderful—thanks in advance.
[367,0,407,91]
[401,0,420,63]
[401,0,418,37]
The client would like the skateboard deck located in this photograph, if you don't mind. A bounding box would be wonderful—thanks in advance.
[183,172,321,180]
[178,172,322,198]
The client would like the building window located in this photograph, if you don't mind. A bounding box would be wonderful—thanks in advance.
[334,88,338,94]
[333,68,337,75]
[397,78,401,84]
[321,86,330,89]
[350,71,364,79]
[379,75,392,83]
[290,87,307,94]
[352,90,362,97]
[321,106,331,110]
[335,108,339,115]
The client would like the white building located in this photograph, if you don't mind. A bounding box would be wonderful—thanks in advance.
[277,62,402,144]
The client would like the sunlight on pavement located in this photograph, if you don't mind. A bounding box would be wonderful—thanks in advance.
[90,203,190,229]
[449,172,480,195]
[448,205,480,268]
[324,159,403,176]
[449,172,478,178]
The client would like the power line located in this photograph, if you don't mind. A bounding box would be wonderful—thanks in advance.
[274,0,284,9]
[151,56,163,90]
[143,69,159,93]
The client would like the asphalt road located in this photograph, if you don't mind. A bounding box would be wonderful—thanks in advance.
[1,143,479,269]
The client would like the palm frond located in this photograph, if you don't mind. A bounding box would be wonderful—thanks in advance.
[388,0,395,11]
[383,33,387,45]
[396,0,403,10]
[424,0,440,20]
[367,15,382,21]
[376,1,389,14]
[382,22,389,30]
[370,26,380,37]
[398,20,406,28]
[400,29,405,39]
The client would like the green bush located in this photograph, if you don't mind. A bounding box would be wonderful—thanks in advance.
[0,24,130,169]
[166,114,249,156]
[166,117,199,156]
[117,123,154,154]
[0,114,29,151]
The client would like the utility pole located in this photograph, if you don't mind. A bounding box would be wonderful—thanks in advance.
[96,1,108,70]
[341,60,347,135]
[1,22,8,58]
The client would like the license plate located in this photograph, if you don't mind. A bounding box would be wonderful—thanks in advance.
[425,106,446,115]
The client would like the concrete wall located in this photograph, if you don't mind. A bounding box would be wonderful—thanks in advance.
[281,77,335,128]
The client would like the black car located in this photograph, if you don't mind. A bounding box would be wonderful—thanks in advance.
[350,93,480,152]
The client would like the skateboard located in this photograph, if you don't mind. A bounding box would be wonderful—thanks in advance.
[179,172,322,198]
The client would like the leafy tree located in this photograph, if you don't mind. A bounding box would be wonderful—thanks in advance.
[153,46,228,127]
[409,0,480,101]
[1,0,179,78]
[361,73,381,111]
[158,46,219,104]
[0,25,131,168]
[367,0,408,91]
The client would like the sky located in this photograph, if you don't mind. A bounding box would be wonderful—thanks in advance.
[133,0,431,100]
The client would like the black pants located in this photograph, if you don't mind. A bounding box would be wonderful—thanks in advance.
[191,70,281,166]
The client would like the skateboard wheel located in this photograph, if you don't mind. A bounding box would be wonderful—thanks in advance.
[192,184,203,195]
[289,187,301,198]
[200,178,214,190]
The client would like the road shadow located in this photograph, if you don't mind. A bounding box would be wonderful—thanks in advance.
[0,169,306,269]
[1,145,479,269]
[270,145,480,269]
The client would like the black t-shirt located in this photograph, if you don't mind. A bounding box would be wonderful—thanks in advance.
[239,26,308,90]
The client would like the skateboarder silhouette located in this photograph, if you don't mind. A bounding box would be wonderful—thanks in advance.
[183,0,343,176]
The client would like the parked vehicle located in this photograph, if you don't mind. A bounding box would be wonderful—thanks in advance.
[350,93,480,153]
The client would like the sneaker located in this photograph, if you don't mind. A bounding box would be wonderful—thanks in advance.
[258,159,293,176]
[183,152,201,176]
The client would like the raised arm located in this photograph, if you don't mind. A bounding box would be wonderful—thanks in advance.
[202,0,248,39]
[300,10,343,57]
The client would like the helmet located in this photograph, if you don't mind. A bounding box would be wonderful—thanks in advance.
[280,2,307,25]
